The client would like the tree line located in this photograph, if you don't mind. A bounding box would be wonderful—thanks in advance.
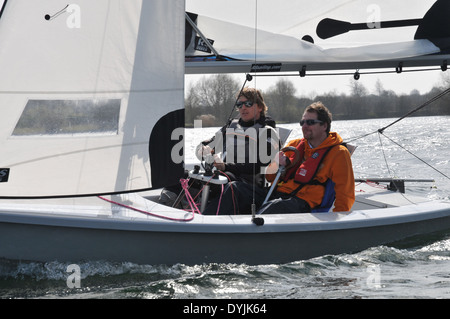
[185,74,450,127]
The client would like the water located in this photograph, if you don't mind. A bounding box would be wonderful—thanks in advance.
[1,116,449,300]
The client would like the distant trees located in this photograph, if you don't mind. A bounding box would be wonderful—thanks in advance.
[185,74,450,126]
[185,74,240,126]
[264,79,298,120]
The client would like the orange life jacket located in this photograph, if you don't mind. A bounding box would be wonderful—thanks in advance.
[283,138,334,185]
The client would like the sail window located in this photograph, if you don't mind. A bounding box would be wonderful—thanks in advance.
[13,99,121,136]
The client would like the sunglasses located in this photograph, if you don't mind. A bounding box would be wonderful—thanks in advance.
[300,119,323,126]
[236,100,255,109]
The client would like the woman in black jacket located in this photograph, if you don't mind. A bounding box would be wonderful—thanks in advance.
[199,87,280,215]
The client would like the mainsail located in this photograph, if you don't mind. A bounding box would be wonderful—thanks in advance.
[185,0,450,74]
[0,0,185,197]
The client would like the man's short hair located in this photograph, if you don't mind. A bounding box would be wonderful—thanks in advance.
[305,101,332,134]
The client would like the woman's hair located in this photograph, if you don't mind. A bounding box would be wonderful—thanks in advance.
[238,87,268,115]
[305,101,332,134]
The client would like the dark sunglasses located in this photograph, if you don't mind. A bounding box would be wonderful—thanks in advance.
[300,119,323,126]
[236,100,255,109]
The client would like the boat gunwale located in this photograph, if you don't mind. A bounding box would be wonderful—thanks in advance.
[0,200,449,234]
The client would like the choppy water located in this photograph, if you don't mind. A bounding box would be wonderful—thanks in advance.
[1,116,449,299]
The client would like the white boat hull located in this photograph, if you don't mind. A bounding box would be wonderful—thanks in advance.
[1,186,449,265]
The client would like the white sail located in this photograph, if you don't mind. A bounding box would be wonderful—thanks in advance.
[0,0,185,197]
[185,0,450,73]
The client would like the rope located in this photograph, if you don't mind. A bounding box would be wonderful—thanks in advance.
[180,178,202,215]
[216,184,224,215]
[374,132,418,205]
[379,132,450,180]
[97,195,195,222]
[343,85,450,194]
[346,86,450,143]
[377,133,393,178]
[224,75,253,127]
[250,3,260,217]
[378,86,450,133]
[217,171,238,215]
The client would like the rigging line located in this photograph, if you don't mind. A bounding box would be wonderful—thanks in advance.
[377,132,416,205]
[252,0,258,209]
[224,75,251,126]
[380,131,450,181]
[379,86,450,133]
[344,129,378,144]
[0,187,156,200]
[377,133,392,178]
[217,171,237,214]
[253,0,258,67]
[345,85,450,144]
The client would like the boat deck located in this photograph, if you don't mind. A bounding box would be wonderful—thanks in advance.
[0,180,445,227]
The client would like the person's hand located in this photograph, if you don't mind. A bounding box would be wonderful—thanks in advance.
[278,151,290,167]
[213,154,225,171]
[196,145,213,161]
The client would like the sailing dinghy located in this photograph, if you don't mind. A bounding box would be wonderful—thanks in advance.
[0,0,449,265]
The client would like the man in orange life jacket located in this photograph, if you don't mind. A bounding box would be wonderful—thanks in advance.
[259,102,355,214]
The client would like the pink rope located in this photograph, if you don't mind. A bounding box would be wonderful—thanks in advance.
[97,195,195,222]
[180,178,202,215]
[97,172,235,221]
[215,184,224,215]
